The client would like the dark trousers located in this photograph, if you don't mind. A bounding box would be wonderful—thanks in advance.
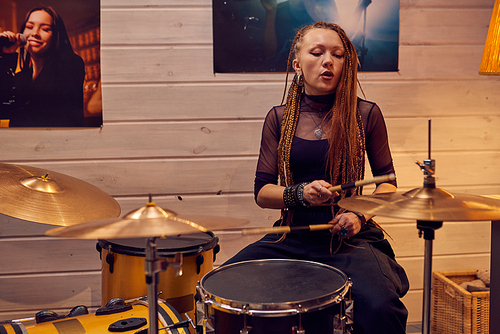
[223,211,409,334]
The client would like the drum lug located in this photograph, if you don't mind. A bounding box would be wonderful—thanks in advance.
[240,306,252,334]
[106,253,115,273]
[292,326,305,334]
[292,307,305,334]
[213,244,220,262]
[196,254,204,274]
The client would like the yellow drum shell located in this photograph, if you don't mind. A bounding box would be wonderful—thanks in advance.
[0,302,189,334]
[98,232,218,332]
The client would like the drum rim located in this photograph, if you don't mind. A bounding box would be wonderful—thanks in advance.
[198,259,350,316]
[98,231,218,257]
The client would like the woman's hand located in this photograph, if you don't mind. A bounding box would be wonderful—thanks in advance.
[1,31,24,54]
[302,180,339,206]
[330,212,364,239]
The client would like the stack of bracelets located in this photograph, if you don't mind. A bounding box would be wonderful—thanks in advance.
[283,182,310,208]
[283,183,367,227]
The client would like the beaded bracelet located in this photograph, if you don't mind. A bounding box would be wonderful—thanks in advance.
[283,182,311,209]
[296,182,310,207]
[283,184,299,208]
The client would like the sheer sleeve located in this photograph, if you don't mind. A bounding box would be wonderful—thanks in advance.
[359,99,397,187]
[254,106,284,199]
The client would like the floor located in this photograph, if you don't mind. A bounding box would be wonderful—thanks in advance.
[406,323,422,333]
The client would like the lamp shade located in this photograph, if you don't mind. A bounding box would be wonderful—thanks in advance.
[479,0,500,75]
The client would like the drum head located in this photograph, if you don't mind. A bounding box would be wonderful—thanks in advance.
[200,259,349,315]
[98,232,217,257]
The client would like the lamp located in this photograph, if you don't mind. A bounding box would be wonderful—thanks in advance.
[479,0,500,75]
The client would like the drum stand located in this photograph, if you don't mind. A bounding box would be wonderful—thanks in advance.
[145,237,183,334]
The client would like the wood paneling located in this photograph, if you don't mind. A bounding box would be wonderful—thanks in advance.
[1,0,499,326]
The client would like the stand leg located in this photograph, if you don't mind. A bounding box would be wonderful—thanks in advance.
[146,238,159,334]
[422,238,433,334]
[417,221,441,334]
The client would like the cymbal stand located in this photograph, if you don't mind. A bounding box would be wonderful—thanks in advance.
[415,139,441,334]
[417,218,442,334]
[145,237,183,334]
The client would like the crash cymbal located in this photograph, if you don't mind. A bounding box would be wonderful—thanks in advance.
[338,187,500,221]
[0,163,120,226]
[46,202,249,239]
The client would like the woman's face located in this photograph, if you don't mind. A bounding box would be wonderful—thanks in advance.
[23,10,53,57]
[292,28,345,96]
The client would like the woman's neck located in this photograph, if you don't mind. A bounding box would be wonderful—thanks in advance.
[301,93,335,113]
[30,55,46,80]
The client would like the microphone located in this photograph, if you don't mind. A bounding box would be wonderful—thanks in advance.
[0,34,27,48]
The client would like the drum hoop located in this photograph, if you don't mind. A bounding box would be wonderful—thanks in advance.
[98,231,218,257]
[199,259,350,316]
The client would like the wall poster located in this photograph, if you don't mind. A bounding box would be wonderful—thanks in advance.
[213,0,399,73]
[0,0,101,128]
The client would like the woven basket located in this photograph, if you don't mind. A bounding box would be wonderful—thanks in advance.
[431,270,490,334]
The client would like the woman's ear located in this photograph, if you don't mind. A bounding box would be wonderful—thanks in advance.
[292,59,301,76]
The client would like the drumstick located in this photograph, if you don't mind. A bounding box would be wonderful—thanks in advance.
[327,173,395,192]
[241,224,333,235]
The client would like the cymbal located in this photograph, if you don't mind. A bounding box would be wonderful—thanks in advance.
[0,163,120,226]
[338,187,500,221]
[46,202,249,239]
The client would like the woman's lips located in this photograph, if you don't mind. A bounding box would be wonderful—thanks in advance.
[321,71,333,79]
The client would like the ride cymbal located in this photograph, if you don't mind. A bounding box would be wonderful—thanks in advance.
[0,163,120,226]
[338,187,500,221]
[46,202,249,239]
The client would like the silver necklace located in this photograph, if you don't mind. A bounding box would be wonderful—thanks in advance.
[309,112,325,139]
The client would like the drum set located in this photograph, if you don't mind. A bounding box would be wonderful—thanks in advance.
[1,155,500,334]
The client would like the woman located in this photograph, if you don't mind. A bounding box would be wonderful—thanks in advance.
[224,22,409,333]
[0,6,85,127]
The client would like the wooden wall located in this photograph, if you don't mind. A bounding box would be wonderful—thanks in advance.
[1,0,499,326]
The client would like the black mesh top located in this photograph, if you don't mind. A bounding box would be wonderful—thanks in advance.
[254,94,396,199]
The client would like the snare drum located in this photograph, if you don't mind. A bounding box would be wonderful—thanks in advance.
[197,259,352,334]
[97,232,219,329]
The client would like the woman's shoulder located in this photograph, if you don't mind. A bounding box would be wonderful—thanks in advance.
[357,97,384,120]
[58,51,84,65]
[357,97,380,114]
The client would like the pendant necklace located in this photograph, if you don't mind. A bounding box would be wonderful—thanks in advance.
[302,96,332,139]
[310,112,325,139]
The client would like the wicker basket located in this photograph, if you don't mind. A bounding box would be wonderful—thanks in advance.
[431,270,490,334]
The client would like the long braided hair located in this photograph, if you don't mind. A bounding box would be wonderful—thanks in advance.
[278,22,366,198]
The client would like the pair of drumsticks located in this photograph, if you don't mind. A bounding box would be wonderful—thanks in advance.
[239,174,395,235]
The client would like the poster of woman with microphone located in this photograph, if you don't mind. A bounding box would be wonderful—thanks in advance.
[0,0,101,127]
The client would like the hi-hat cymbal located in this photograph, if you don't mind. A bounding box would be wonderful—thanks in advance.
[0,163,121,226]
[46,202,249,239]
[338,187,500,221]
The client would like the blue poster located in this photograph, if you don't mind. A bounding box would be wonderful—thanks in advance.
[213,0,399,73]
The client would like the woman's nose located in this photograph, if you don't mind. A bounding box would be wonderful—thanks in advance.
[31,26,40,37]
[323,55,333,67]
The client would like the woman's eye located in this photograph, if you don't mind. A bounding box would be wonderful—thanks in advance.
[311,52,322,56]
[334,54,344,59]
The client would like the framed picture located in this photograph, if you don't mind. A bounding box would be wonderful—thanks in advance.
[213,0,399,73]
[0,0,101,127]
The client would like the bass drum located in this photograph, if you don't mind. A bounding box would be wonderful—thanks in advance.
[197,259,352,334]
[0,301,189,334]
[97,231,219,330]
